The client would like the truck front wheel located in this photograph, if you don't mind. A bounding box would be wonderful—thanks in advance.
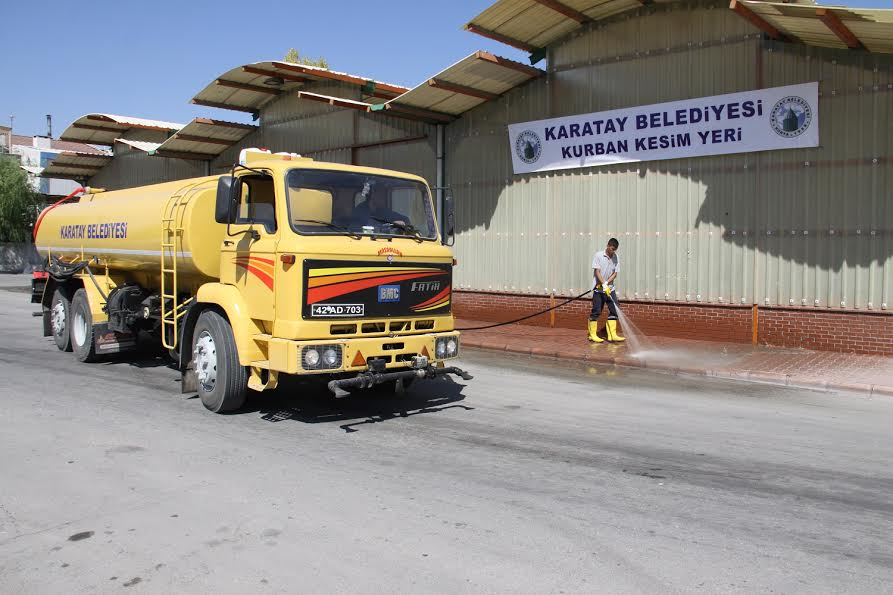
[50,288,72,352]
[70,289,99,362]
[192,310,248,413]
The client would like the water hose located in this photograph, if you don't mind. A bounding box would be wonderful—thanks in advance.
[32,186,85,242]
[47,255,109,302]
[456,288,593,331]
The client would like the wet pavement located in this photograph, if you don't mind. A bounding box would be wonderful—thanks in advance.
[456,317,893,396]
[2,276,893,592]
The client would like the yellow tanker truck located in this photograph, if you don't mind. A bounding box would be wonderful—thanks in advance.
[34,149,471,413]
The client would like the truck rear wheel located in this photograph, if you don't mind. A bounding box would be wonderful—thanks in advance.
[70,289,99,362]
[192,310,248,413]
[50,288,72,352]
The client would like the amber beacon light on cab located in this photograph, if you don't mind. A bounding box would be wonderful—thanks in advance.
[33,149,471,413]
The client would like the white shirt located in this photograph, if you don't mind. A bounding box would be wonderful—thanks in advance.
[592,250,619,288]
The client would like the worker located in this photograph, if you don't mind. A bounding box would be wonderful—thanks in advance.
[588,237,625,343]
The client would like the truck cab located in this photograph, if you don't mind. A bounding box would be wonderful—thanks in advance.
[182,150,469,412]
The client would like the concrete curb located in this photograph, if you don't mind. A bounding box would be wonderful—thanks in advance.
[462,337,893,396]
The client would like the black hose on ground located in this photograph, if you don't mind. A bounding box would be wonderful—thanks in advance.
[456,288,593,331]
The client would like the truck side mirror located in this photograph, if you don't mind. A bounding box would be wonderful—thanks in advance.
[215,176,236,224]
[443,195,455,247]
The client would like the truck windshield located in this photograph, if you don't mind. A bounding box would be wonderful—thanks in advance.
[286,169,437,240]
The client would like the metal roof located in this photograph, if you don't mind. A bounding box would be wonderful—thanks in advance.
[190,61,410,114]
[153,117,257,160]
[731,1,893,53]
[297,91,373,111]
[40,150,113,180]
[115,138,162,153]
[384,51,543,118]
[465,0,644,53]
[59,114,183,146]
[466,0,893,56]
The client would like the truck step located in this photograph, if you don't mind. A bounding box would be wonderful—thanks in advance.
[250,360,271,369]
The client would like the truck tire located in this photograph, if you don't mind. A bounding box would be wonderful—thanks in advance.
[70,289,99,363]
[192,310,248,413]
[50,288,72,352]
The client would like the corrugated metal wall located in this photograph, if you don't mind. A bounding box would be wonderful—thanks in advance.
[354,113,436,183]
[89,130,204,190]
[209,82,437,185]
[447,0,893,312]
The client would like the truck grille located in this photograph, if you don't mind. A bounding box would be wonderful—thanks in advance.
[329,319,435,336]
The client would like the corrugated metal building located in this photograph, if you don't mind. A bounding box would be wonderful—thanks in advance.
[44,114,205,187]
[43,0,893,354]
[451,0,893,354]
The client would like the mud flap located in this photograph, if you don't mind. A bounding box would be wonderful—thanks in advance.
[92,323,137,355]
[181,363,197,394]
[42,307,52,337]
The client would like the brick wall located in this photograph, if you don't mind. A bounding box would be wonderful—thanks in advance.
[454,290,893,356]
[759,308,893,355]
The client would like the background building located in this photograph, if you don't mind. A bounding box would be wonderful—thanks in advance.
[0,125,11,154]
[41,0,893,354]
[11,128,106,198]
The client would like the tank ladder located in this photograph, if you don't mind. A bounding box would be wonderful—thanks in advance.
[160,183,200,350]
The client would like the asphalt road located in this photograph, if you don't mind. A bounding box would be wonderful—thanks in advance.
[1,275,892,594]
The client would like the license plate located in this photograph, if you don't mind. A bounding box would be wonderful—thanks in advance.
[310,304,365,318]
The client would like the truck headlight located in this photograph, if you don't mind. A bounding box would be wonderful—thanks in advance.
[322,348,339,367]
[435,337,459,359]
[302,344,342,370]
[304,348,320,368]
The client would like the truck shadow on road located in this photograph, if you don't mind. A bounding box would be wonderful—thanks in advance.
[248,376,474,433]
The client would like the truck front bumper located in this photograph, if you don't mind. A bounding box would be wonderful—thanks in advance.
[265,332,461,375]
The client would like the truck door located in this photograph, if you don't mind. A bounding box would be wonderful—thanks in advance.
[220,174,278,321]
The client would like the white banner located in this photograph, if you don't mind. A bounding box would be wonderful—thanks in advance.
[508,82,819,174]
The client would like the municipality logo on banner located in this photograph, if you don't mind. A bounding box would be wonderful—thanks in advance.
[770,95,813,138]
[515,130,543,164]
[508,82,819,175]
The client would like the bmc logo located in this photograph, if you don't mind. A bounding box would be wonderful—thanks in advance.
[378,285,400,303]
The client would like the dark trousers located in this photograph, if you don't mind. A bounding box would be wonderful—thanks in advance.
[589,291,619,321]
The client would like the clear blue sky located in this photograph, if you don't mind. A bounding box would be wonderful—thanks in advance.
[1,0,889,137]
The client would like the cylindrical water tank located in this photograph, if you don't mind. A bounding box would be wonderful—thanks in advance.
[34,177,225,282]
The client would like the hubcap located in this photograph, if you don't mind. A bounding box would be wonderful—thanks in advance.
[51,300,66,338]
[72,311,87,348]
[193,331,218,393]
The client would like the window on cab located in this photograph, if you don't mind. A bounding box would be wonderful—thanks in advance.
[286,169,436,240]
[235,175,276,233]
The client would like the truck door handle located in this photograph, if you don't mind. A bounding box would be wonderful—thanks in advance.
[223,240,234,246]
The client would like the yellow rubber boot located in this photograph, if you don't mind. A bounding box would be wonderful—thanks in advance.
[606,319,626,342]
[587,320,604,343]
